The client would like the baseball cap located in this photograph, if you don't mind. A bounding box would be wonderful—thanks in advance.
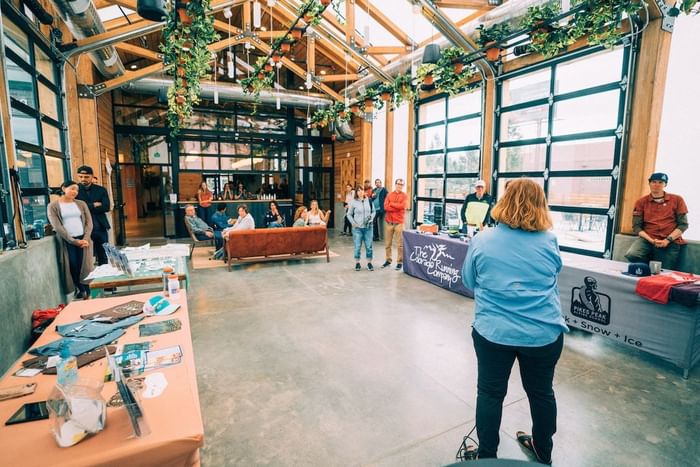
[475,180,486,188]
[648,172,668,183]
[77,165,94,175]
[622,262,651,277]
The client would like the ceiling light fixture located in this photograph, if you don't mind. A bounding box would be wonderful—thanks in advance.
[320,69,326,75]
[130,64,138,70]
[253,1,262,29]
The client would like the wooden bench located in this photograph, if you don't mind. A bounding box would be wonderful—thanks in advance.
[225,226,329,271]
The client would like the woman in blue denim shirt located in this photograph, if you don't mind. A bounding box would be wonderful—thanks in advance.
[462,178,568,465]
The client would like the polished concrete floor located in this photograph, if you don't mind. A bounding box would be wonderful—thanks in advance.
[186,231,700,467]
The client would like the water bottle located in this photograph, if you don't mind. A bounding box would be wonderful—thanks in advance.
[162,266,174,297]
[56,343,78,388]
[167,274,180,299]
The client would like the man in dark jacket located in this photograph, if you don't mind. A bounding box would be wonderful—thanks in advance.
[460,179,493,231]
[371,178,388,241]
[76,165,111,265]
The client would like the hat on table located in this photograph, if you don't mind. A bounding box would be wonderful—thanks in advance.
[475,180,486,188]
[622,262,651,277]
[77,165,94,175]
[648,172,668,183]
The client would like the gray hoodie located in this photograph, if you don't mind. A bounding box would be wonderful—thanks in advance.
[346,198,375,229]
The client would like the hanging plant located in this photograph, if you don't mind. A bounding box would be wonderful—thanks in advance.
[378,82,394,102]
[272,51,282,63]
[291,26,304,40]
[520,3,561,34]
[160,0,218,135]
[416,63,439,87]
[436,47,476,95]
[476,23,511,62]
[392,73,415,106]
[298,0,324,26]
[568,0,643,49]
[679,0,699,14]
[360,87,382,112]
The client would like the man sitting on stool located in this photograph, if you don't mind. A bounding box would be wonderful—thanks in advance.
[625,172,689,270]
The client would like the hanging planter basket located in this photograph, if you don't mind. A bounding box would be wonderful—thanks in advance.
[485,42,502,62]
[176,95,186,105]
[291,27,303,40]
[177,66,186,77]
[177,8,192,25]
[350,104,360,114]
[423,73,434,86]
[272,52,282,63]
[303,13,314,23]
[320,0,331,6]
[257,72,265,80]
[364,98,374,111]
[381,91,391,102]
[453,62,464,74]
[280,42,291,53]
[264,63,273,72]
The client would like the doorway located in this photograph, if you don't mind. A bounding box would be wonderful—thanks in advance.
[120,164,167,241]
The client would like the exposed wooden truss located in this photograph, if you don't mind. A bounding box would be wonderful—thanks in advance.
[87,0,493,100]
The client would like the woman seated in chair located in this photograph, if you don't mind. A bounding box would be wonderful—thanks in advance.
[293,206,308,227]
[306,199,331,226]
[264,201,285,228]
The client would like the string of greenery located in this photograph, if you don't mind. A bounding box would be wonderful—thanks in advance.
[161,0,218,135]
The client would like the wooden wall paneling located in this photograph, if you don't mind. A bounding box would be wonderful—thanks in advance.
[332,118,363,196]
[178,172,203,201]
[620,19,672,234]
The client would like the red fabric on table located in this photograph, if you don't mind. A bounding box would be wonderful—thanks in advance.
[636,273,697,304]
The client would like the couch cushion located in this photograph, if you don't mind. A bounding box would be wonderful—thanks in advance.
[226,226,327,259]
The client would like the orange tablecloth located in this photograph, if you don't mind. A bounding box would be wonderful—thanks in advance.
[0,291,204,467]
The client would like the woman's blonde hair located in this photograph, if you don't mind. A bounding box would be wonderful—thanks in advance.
[490,178,552,232]
[294,206,307,221]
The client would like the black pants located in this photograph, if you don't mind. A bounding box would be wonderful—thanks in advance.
[373,211,385,240]
[343,216,352,234]
[91,228,109,265]
[472,328,563,463]
[65,236,89,295]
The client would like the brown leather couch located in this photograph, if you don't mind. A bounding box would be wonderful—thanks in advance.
[225,226,329,270]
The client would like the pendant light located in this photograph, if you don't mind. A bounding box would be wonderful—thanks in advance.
[253,1,262,29]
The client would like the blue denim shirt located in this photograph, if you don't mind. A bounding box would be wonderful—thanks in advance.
[462,224,568,347]
[211,211,229,230]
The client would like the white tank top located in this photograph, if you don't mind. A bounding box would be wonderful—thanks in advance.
[59,202,84,237]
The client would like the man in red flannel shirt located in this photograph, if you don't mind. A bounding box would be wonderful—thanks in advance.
[382,179,408,270]
[625,172,689,270]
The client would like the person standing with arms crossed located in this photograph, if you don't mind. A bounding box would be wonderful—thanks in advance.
[76,165,110,266]
[382,179,407,271]
[371,179,387,241]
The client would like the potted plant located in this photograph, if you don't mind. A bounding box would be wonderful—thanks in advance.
[416,63,439,87]
[299,1,323,26]
[567,0,642,49]
[279,37,294,53]
[379,82,393,102]
[392,73,415,106]
[320,0,331,6]
[520,3,560,35]
[350,103,360,114]
[361,87,381,112]
[272,51,282,63]
[440,46,467,74]
[476,23,511,62]
[291,26,304,40]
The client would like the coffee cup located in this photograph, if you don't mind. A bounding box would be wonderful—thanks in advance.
[649,260,662,275]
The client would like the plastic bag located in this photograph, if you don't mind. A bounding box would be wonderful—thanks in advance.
[47,378,106,447]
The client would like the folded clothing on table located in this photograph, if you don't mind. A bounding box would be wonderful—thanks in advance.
[635,273,698,305]
[29,329,125,357]
[56,315,144,339]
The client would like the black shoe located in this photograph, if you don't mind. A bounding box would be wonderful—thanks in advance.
[373,237,379,241]
[395,263,402,271]
[367,263,374,271]
[381,261,391,268]
[355,263,361,271]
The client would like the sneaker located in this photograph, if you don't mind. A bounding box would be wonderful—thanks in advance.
[381,261,392,268]
[395,263,403,271]
[355,263,361,271]
[367,263,374,271]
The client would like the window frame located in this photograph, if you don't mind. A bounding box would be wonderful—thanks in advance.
[493,46,634,257]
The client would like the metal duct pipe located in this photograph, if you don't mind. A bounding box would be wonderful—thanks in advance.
[416,0,495,79]
[124,76,333,108]
[342,0,549,97]
[50,0,125,78]
[276,0,393,83]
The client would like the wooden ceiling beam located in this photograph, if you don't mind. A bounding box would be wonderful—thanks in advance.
[104,14,145,31]
[433,0,496,9]
[345,0,355,45]
[115,42,162,61]
[318,73,359,83]
[366,46,410,55]
[73,20,158,50]
[354,0,415,47]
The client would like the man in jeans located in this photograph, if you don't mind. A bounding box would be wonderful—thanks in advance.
[624,172,689,270]
[382,179,407,270]
[371,179,387,241]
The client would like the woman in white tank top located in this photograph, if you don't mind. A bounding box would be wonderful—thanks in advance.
[306,199,331,226]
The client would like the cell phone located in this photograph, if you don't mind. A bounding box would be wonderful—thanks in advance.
[5,401,49,425]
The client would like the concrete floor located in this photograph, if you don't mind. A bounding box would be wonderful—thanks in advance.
[186,231,700,467]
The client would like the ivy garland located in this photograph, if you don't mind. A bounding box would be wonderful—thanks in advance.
[160,0,218,135]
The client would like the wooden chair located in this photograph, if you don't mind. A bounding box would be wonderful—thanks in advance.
[184,218,214,259]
